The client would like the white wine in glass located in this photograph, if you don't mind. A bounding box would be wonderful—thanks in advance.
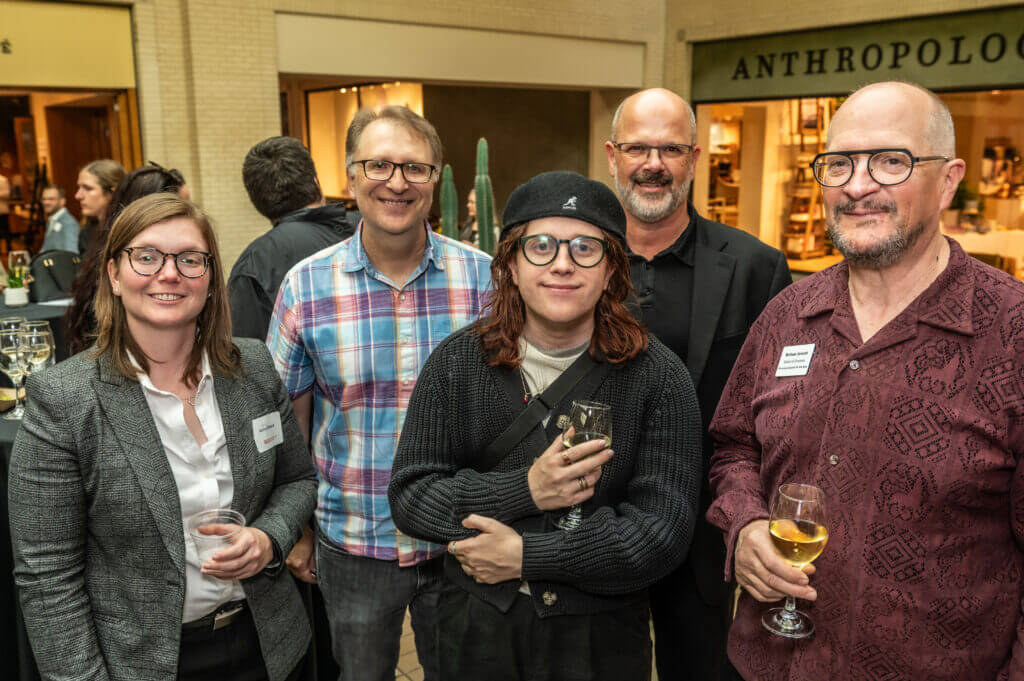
[762,483,829,639]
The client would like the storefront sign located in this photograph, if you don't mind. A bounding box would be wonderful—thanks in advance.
[692,6,1024,102]
[0,1,134,88]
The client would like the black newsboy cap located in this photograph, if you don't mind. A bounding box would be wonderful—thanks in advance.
[501,171,626,245]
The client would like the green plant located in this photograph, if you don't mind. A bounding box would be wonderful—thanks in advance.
[439,164,459,239]
[475,138,496,255]
[7,267,24,289]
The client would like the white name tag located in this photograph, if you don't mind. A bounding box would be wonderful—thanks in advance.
[252,411,283,453]
[776,344,815,377]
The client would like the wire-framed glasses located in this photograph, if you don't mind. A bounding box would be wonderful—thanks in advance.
[121,247,212,278]
[350,159,437,184]
[810,148,949,187]
[519,234,608,268]
[610,142,694,160]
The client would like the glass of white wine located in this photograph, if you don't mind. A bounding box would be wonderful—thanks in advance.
[763,483,829,639]
[0,329,26,420]
[19,325,53,375]
[21,321,56,366]
[555,400,611,531]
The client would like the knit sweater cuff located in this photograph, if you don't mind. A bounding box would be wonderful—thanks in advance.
[520,531,566,582]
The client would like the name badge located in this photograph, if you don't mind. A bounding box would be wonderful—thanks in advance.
[776,344,815,377]
[252,411,283,452]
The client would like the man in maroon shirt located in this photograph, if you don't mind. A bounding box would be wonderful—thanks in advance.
[708,80,1024,681]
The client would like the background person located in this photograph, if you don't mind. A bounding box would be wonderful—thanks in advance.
[229,136,355,341]
[66,162,187,354]
[708,81,1024,681]
[40,184,80,253]
[74,159,126,256]
[605,88,791,681]
[389,171,702,680]
[9,193,316,681]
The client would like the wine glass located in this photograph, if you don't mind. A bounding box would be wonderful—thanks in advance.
[0,329,26,419]
[22,321,55,366]
[555,400,612,531]
[0,316,27,331]
[19,326,53,375]
[762,483,829,639]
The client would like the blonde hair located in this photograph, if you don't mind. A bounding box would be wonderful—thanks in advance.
[92,193,240,384]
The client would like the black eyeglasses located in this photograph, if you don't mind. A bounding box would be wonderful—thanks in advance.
[350,159,437,184]
[810,148,949,187]
[121,247,212,278]
[518,235,608,268]
[610,142,694,160]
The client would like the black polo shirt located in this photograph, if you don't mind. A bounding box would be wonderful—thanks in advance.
[628,222,695,364]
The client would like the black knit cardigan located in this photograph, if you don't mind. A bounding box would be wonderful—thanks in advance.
[388,328,703,618]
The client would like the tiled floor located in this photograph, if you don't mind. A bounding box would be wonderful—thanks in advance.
[392,610,660,680]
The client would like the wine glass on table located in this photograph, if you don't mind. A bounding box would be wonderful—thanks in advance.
[555,400,612,531]
[21,321,55,366]
[19,325,53,375]
[0,329,26,420]
[762,483,829,639]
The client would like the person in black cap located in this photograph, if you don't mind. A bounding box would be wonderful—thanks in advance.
[388,170,703,680]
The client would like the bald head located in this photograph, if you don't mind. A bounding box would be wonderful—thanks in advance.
[611,88,696,145]
[829,81,955,157]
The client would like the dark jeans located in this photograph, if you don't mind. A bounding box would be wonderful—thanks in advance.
[176,605,302,681]
[316,537,443,681]
[438,585,651,681]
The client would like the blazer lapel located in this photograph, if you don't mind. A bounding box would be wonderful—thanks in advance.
[93,357,185,573]
[687,220,736,389]
[214,372,255,519]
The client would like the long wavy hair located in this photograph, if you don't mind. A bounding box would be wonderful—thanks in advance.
[92,193,240,385]
[66,163,186,354]
[477,223,648,368]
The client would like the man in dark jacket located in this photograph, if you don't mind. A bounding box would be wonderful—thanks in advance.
[606,88,792,681]
[229,136,356,340]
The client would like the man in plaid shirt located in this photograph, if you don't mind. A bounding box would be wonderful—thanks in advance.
[267,106,492,681]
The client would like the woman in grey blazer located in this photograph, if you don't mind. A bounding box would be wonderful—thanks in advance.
[9,193,316,681]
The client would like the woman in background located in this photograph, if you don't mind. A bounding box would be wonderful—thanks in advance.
[10,193,315,681]
[67,162,187,354]
[74,159,126,256]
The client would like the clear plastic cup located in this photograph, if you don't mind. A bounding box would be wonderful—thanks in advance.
[187,509,245,563]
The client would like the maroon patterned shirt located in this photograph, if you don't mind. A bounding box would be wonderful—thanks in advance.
[708,240,1024,681]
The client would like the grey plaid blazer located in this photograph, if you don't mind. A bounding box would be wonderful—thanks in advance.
[8,338,316,681]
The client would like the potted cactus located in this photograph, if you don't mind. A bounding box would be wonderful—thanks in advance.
[439,164,459,240]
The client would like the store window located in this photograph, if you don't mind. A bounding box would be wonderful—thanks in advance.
[697,90,1024,278]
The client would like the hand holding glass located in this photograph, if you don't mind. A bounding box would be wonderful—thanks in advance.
[762,483,828,639]
[556,400,611,531]
[187,509,246,568]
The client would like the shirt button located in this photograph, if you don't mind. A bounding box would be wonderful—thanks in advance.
[542,591,558,606]
[849,359,860,370]
[829,454,840,466]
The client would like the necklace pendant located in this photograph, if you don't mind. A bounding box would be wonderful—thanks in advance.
[523,394,529,404]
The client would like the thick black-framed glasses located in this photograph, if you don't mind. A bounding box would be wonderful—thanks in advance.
[610,142,695,160]
[810,148,949,187]
[121,247,212,278]
[518,234,608,268]
[350,159,437,184]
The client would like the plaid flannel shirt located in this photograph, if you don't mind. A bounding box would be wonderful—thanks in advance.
[268,225,492,565]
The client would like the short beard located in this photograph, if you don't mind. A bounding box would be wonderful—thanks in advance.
[614,168,689,223]
[826,200,925,269]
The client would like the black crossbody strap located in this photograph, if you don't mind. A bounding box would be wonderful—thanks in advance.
[475,350,607,473]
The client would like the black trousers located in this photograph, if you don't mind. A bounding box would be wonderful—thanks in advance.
[177,605,303,681]
[438,586,651,681]
[649,562,736,681]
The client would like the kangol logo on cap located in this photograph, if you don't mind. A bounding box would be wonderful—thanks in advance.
[562,196,578,210]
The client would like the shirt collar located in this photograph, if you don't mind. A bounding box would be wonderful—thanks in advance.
[129,348,214,396]
[797,237,976,336]
[340,220,445,275]
[48,207,69,223]
[627,202,697,265]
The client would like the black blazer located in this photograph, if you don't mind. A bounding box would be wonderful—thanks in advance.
[652,205,792,603]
